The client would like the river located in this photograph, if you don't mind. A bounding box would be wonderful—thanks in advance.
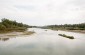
[0,28,85,55]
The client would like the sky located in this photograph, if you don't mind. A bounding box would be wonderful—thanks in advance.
[0,0,85,26]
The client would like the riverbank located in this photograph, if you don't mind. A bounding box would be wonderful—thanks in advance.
[0,31,35,37]
[57,29,85,33]
[50,28,85,33]
[0,27,28,33]
[65,30,85,33]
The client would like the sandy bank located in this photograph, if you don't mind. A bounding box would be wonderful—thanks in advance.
[0,31,35,37]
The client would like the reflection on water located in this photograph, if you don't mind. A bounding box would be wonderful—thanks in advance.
[0,38,9,41]
[0,28,85,55]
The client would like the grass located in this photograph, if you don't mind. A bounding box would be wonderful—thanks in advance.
[58,34,74,39]
[0,27,27,33]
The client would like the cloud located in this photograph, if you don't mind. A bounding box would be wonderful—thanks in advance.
[15,5,35,11]
[0,0,85,26]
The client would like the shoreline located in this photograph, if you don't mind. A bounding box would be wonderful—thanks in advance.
[50,28,85,34]
[66,30,85,34]
[59,29,85,34]
[0,31,35,38]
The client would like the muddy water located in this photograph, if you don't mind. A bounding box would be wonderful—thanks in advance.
[0,28,85,55]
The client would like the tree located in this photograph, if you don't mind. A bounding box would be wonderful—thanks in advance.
[0,23,6,30]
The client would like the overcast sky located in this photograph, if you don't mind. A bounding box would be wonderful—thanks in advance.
[0,0,85,26]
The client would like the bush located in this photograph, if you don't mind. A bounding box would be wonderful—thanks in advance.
[0,23,6,30]
[0,18,29,32]
[58,34,74,39]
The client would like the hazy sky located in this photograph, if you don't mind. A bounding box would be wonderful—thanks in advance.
[0,0,85,26]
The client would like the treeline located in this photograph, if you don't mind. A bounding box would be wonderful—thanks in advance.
[0,18,29,32]
[43,23,85,30]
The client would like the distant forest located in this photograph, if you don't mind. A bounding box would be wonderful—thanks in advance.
[43,23,85,30]
[0,18,30,32]
[0,18,85,32]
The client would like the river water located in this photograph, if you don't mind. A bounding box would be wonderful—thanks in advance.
[0,28,85,55]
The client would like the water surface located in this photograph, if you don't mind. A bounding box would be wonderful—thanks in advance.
[0,28,85,55]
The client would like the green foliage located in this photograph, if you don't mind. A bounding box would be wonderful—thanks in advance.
[44,23,85,30]
[0,23,6,30]
[0,18,29,32]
